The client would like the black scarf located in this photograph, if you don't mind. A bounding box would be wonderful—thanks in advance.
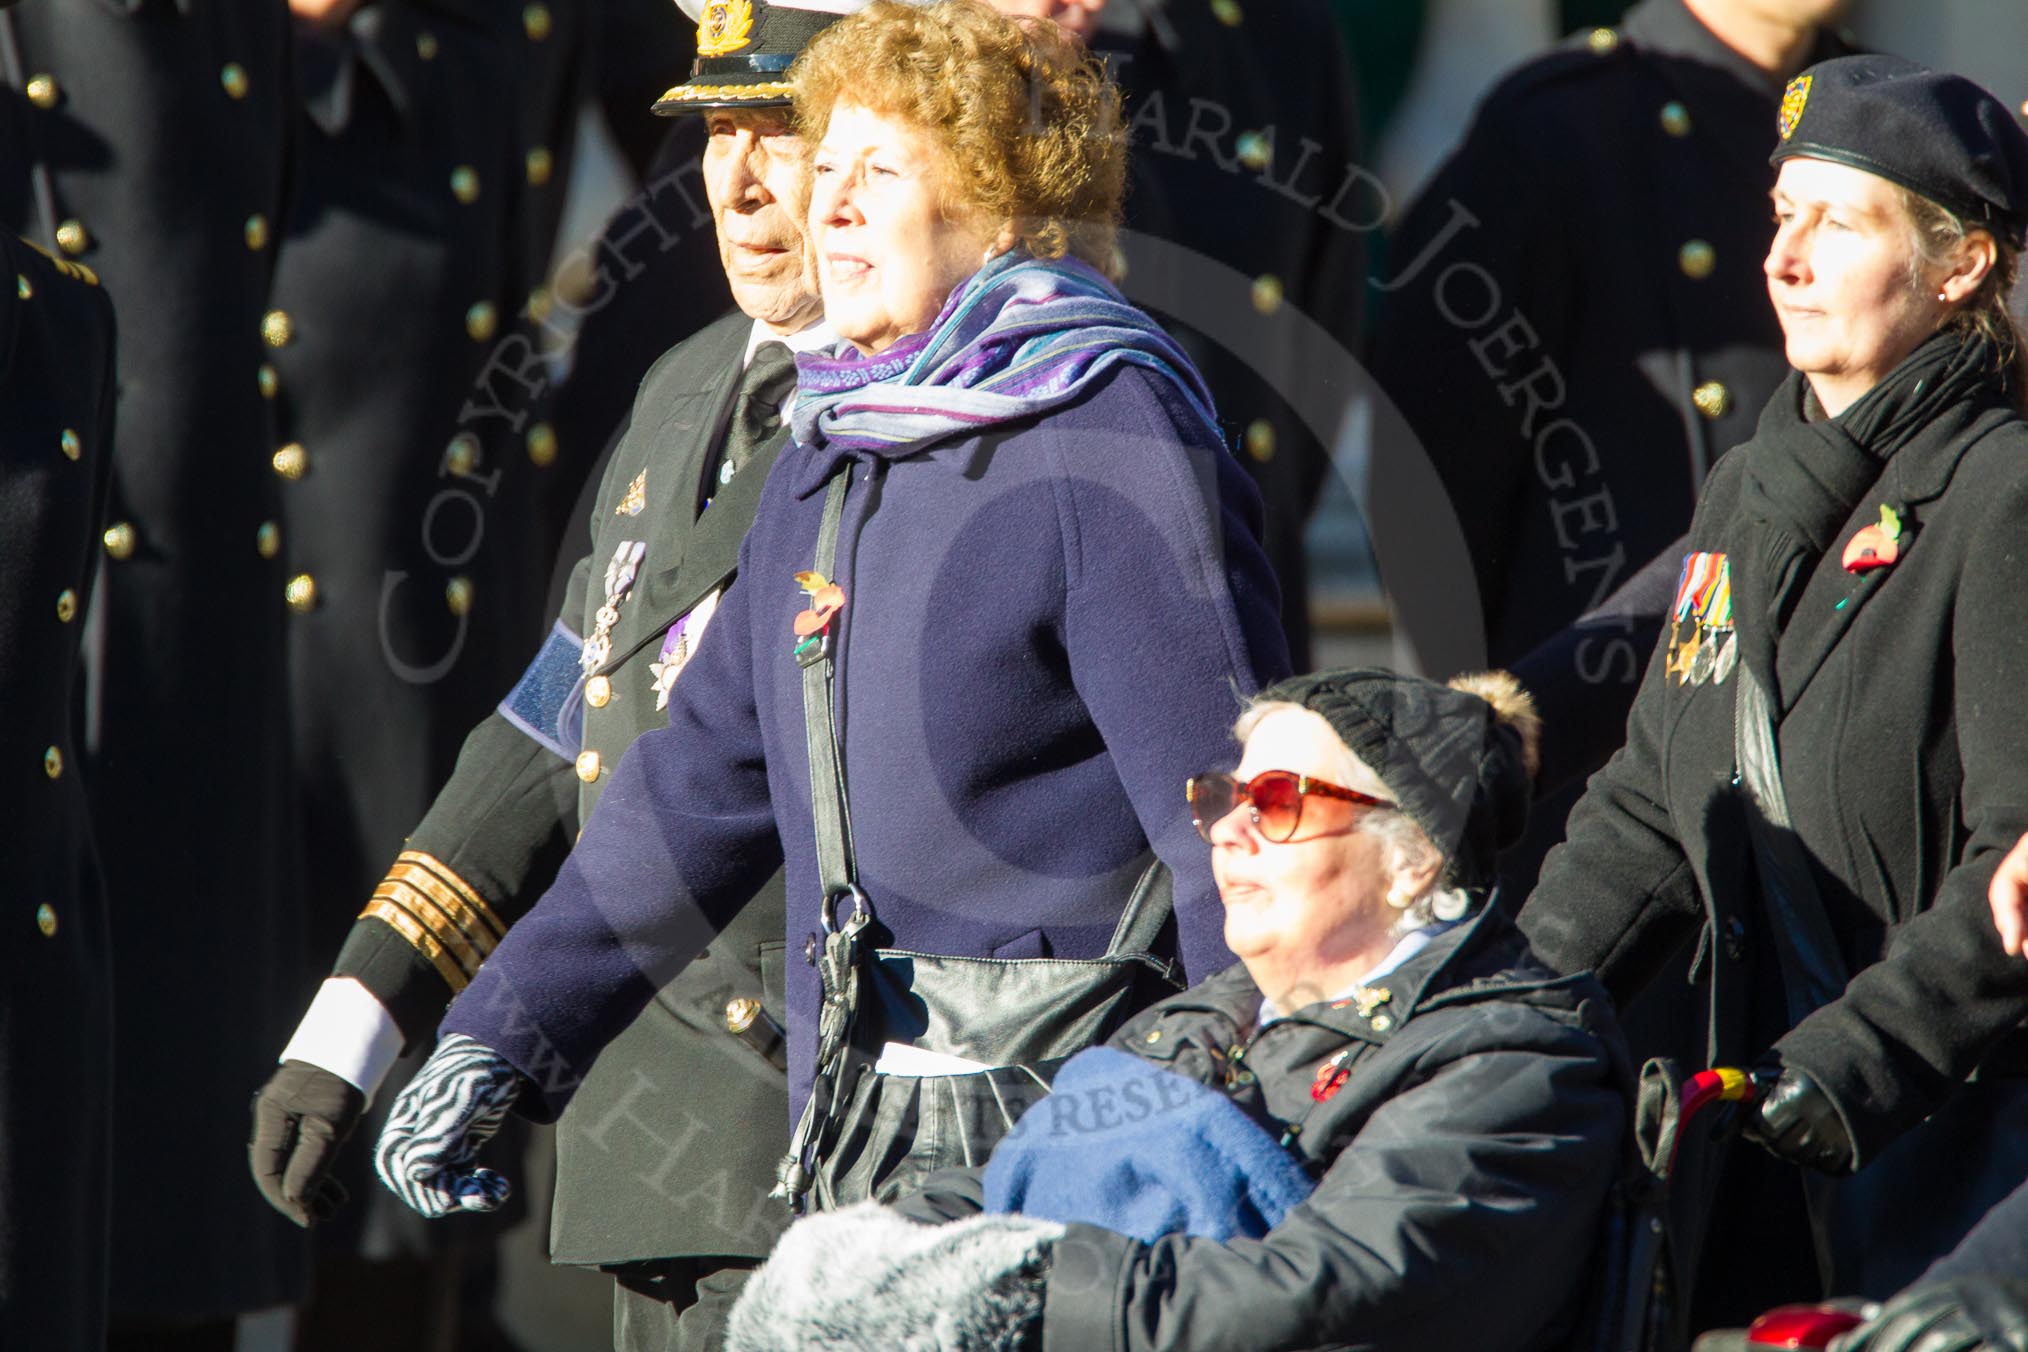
[1732,327,2005,689]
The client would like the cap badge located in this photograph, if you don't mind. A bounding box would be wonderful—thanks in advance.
[697,0,755,58]
[1779,74,1812,141]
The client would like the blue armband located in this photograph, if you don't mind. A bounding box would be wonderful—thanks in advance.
[497,621,585,760]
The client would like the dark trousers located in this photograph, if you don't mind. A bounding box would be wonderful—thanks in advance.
[608,1257,759,1352]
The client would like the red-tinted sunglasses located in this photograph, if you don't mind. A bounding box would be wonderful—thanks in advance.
[1186,770,1392,844]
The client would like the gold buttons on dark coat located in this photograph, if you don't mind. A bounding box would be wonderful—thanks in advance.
[43,746,62,779]
[445,576,474,616]
[103,522,136,560]
[1251,274,1284,315]
[585,675,612,708]
[16,275,30,300]
[526,422,557,467]
[244,214,270,251]
[466,302,497,342]
[445,433,480,476]
[1588,27,1619,54]
[525,146,553,187]
[450,165,480,204]
[1660,101,1692,137]
[575,750,602,783]
[220,63,249,99]
[526,287,552,324]
[271,443,308,480]
[1210,0,1241,24]
[523,3,552,40]
[256,521,281,559]
[1245,419,1276,463]
[1693,381,1732,419]
[56,589,76,623]
[60,428,80,461]
[25,74,58,109]
[285,574,318,612]
[258,364,279,399]
[35,904,57,938]
[417,32,439,60]
[263,309,293,348]
[55,219,88,256]
[1678,239,1716,279]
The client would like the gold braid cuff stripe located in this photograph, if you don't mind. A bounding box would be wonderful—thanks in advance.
[371,875,494,977]
[655,81,794,104]
[360,899,472,993]
[395,850,507,944]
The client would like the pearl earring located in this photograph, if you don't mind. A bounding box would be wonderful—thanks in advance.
[1939,290,1950,302]
[1385,883,1415,910]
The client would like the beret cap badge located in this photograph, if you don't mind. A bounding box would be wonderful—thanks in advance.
[697,0,755,58]
[1778,74,1811,141]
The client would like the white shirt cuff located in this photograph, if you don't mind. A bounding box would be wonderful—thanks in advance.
[278,977,406,1100]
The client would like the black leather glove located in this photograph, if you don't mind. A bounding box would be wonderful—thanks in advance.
[1744,1064,1857,1174]
[1832,1278,2028,1352]
[249,1059,368,1226]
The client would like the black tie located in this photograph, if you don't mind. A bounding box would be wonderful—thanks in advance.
[707,341,800,509]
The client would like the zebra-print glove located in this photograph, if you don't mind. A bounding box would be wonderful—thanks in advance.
[373,1034,523,1219]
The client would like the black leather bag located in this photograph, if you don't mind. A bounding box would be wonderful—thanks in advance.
[774,469,1184,1213]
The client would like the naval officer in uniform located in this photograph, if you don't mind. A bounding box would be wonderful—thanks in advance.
[249,3,844,1347]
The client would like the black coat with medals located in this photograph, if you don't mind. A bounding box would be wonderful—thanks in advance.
[333,310,792,1264]
[1518,351,2028,1292]
[0,0,308,1319]
[1369,0,1850,673]
[0,237,116,1352]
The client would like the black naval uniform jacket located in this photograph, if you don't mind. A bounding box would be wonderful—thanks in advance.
[0,238,116,1352]
[0,0,307,1320]
[333,311,791,1265]
[1369,0,1849,671]
[1518,389,2028,1177]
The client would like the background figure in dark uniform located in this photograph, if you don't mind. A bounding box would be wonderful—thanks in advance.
[261,3,591,1346]
[1367,0,1850,889]
[251,6,846,1348]
[0,6,306,1345]
[0,236,116,1352]
[1088,0,1365,669]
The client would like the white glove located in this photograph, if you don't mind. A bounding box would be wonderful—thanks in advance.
[372,1033,521,1218]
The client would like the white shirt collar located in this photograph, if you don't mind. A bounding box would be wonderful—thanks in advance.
[743,317,838,368]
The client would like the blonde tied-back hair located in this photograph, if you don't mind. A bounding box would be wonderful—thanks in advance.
[1899,186,2028,408]
[789,0,1127,274]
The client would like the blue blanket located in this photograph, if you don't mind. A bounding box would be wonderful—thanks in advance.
[983,1046,1315,1242]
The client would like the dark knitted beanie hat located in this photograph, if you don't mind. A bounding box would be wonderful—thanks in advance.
[1256,668,1540,890]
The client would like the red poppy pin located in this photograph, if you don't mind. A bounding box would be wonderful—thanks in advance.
[1311,1050,1352,1103]
[1842,504,1903,574]
[792,569,846,659]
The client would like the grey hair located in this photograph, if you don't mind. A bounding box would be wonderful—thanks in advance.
[1897,186,2028,407]
[1230,699,1471,936]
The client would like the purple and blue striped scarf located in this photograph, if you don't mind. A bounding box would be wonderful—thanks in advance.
[788,251,1221,461]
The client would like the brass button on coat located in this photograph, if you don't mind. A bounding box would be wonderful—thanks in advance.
[43,746,62,779]
[416,31,439,60]
[523,3,552,40]
[103,522,136,559]
[255,521,281,559]
[445,575,474,616]
[220,62,249,99]
[450,165,480,204]
[1588,26,1619,54]
[55,589,77,623]
[1210,0,1241,24]
[271,443,308,480]
[35,904,57,938]
[575,750,602,783]
[1235,131,1270,172]
[1678,239,1716,279]
[444,434,479,475]
[1659,101,1692,137]
[525,146,553,187]
[525,287,553,324]
[1250,274,1284,315]
[465,301,497,342]
[244,214,270,251]
[285,573,318,612]
[55,219,88,256]
[60,428,80,460]
[257,364,279,399]
[1693,381,1732,419]
[1245,419,1276,463]
[526,422,557,467]
[262,309,293,348]
[585,675,612,708]
[25,74,58,109]
[16,275,30,300]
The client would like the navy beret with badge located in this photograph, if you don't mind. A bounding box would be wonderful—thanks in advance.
[1771,54,2028,247]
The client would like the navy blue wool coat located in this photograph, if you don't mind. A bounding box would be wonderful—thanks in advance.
[442,362,1291,1121]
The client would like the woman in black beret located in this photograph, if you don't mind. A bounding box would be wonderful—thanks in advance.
[1518,53,2028,1300]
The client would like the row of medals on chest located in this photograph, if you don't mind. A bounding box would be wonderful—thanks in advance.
[579,468,709,712]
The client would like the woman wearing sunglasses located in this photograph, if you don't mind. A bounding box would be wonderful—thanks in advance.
[723,667,1631,1352]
